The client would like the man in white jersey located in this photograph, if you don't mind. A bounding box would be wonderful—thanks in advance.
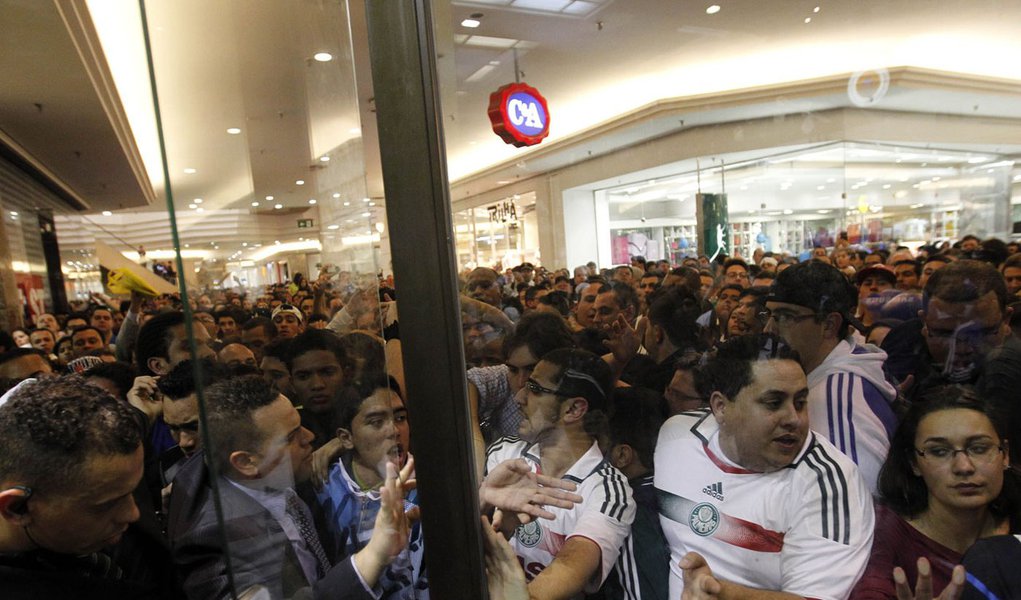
[655,334,874,600]
[485,347,635,599]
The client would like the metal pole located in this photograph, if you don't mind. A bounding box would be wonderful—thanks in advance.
[363,1,487,597]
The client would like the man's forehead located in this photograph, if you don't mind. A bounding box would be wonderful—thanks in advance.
[293,350,340,369]
[926,292,1002,321]
[164,395,200,421]
[75,446,144,503]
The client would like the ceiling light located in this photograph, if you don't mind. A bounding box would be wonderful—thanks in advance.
[332,193,341,198]
[363,197,371,203]
[813,6,820,12]
[188,204,197,209]
[967,156,990,164]
[242,242,247,247]
[368,201,376,206]
[184,167,197,174]
[817,209,831,214]
[252,201,260,207]
[882,184,892,189]
[274,204,283,209]
[343,202,350,206]
[328,224,340,230]
[265,195,274,201]
[361,212,371,217]
[375,222,385,233]
[274,240,281,245]
[194,198,203,204]
[461,18,481,28]
[320,156,330,162]
[308,199,317,205]
[782,209,794,215]
[804,17,812,23]
[226,127,241,135]
[705,5,721,14]
[313,52,333,62]
[101,210,112,216]
[184,244,189,248]
[296,179,305,185]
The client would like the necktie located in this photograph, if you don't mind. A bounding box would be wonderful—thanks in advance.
[284,490,332,578]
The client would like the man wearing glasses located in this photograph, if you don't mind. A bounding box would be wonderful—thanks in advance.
[484,348,634,599]
[765,261,898,493]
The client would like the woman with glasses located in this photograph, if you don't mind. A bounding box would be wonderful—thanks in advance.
[851,387,1020,599]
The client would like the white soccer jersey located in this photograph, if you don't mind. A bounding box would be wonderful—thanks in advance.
[486,436,635,593]
[654,410,874,600]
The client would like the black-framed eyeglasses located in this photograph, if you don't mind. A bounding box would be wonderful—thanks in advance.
[525,378,571,398]
[914,443,1005,464]
[761,309,819,326]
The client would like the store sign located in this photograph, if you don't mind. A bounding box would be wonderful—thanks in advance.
[487,83,550,147]
[297,219,314,229]
[488,201,518,223]
[696,193,729,261]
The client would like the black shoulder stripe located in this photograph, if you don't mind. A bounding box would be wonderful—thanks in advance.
[802,452,832,541]
[598,464,630,520]
[810,443,852,545]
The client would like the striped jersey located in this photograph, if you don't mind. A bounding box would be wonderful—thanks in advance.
[486,437,635,594]
[654,410,874,600]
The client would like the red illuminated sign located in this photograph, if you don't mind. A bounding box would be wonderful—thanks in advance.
[488,82,550,147]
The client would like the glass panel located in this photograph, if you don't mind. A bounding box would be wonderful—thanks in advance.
[436,0,1021,598]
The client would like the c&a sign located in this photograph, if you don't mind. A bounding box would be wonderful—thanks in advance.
[487,82,550,147]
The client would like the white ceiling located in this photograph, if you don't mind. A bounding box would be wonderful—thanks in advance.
[2,0,1021,261]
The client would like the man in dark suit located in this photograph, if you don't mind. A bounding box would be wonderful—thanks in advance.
[168,375,404,599]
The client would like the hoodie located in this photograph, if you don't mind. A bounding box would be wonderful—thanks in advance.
[807,339,898,494]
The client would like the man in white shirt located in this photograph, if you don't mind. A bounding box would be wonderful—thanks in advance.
[655,334,874,600]
[486,348,634,599]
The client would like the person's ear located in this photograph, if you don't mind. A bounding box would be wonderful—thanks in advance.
[147,356,170,376]
[609,444,634,470]
[563,397,589,423]
[0,487,33,525]
[336,428,355,451]
[228,451,260,479]
[709,391,728,423]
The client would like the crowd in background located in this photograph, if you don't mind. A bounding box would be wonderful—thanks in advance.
[1,232,1020,599]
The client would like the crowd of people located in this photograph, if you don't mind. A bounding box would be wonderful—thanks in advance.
[1,233,1020,600]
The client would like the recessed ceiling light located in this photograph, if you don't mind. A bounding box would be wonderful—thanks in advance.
[461,18,481,28]
[194,198,203,204]
[308,199,317,205]
[242,242,247,247]
[101,210,112,216]
[184,167,197,174]
[361,212,371,217]
[274,204,283,209]
[813,6,820,13]
[343,201,350,206]
[804,17,812,23]
[313,52,333,62]
[296,180,305,185]
[783,209,794,215]
[363,197,371,203]
[265,195,274,201]
[328,224,340,230]
[368,201,375,206]
[332,193,341,198]
[705,5,721,14]
[320,156,330,162]
[252,201,260,207]
[226,127,241,135]
[188,204,197,209]
[184,244,189,248]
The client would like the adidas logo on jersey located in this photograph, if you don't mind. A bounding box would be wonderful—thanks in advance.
[702,481,724,500]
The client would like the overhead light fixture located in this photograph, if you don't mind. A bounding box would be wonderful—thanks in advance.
[274,204,283,209]
[226,127,241,135]
[296,179,305,185]
[804,17,812,23]
[313,52,333,62]
[188,204,197,209]
[194,198,203,204]
[343,201,350,206]
[242,242,247,247]
[375,222,385,233]
[368,201,376,206]
[332,193,341,198]
[783,209,794,215]
[363,197,371,203]
[361,212,371,217]
[461,13,482,27]
[184,167,197,174]
[320,156,330,162]
[328,224,340,230]
[308,199,317,205]
[814,6,820,13]
[265,195,274,200]
[252,201,260,207]
[101,210,112,216]
[705,5,721,14]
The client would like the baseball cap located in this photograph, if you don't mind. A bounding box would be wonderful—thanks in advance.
[855,264,897,286]
[272,304,304,322]
[767,261,857,319]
